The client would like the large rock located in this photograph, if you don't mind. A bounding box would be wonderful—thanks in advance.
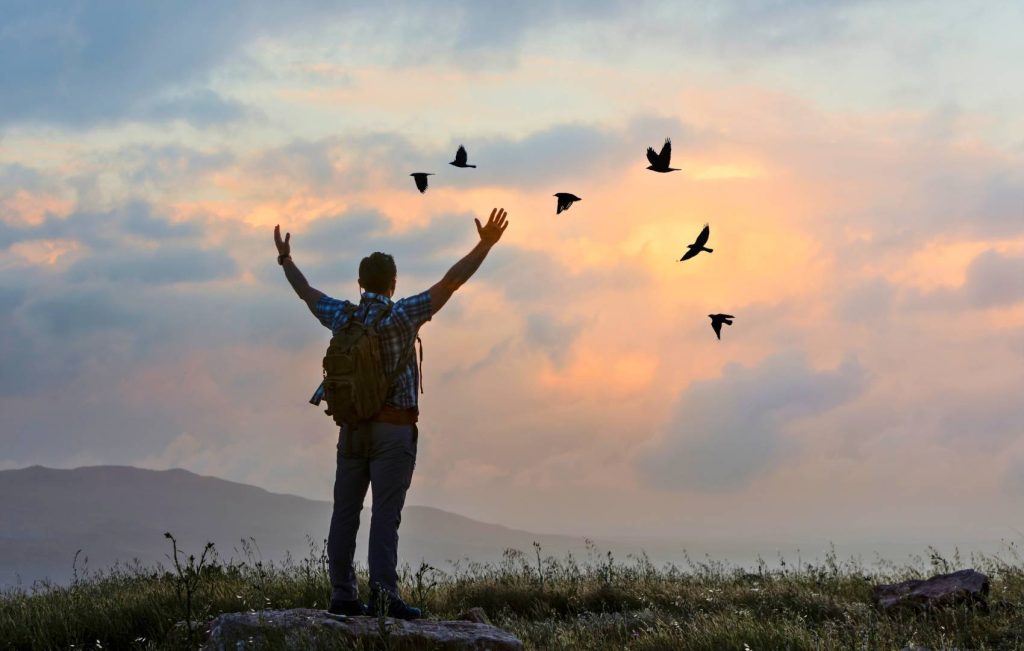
[204,608,524,650]
[873,569,989,611]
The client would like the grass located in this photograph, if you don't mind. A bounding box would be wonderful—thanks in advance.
[2,537,1023,649]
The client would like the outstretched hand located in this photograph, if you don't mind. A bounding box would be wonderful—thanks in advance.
[475,208,509,246]
[274,224,291,257]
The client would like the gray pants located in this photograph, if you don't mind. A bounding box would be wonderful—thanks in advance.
[327,421,417,602]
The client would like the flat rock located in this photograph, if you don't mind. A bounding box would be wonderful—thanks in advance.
[873,569,989,612]
[457,607,492,625]
[204,608,524,650]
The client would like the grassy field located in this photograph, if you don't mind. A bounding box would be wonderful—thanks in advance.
[2,536,1022,650]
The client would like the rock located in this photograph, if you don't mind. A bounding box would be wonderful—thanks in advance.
[204,608,524,650]
[873,569,989,612]
[456,607,492,625]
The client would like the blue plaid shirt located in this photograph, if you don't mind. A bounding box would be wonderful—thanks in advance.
[309,290,432,411]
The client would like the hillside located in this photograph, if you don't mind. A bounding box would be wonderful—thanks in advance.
[0,465,592,588]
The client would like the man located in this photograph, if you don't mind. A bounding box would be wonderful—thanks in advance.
[274,207,509,618]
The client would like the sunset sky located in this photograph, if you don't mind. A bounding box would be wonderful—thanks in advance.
[2,1,1023,547]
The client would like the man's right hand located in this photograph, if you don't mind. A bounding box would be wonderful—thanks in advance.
[274,224,291,257]
[474,208,509,247]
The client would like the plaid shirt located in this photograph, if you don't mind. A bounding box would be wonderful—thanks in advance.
[309,290,432,411]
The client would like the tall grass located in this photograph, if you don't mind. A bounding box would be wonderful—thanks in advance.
[1,537,1023,649]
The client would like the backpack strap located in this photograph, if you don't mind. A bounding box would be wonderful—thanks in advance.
[416,335,424,394]
[382,333,425,395]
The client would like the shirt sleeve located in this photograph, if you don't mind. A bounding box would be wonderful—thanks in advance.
[394,290,433,328]
[313,295,351,330]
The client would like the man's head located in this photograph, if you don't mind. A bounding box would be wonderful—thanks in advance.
[358,252,397,297]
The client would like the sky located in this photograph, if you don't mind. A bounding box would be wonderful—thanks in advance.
[2,1,1024,547]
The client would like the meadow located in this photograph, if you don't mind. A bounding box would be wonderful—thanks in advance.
[1,536,1022,650]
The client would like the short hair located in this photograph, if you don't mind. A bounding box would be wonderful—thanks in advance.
[358,252,397,293]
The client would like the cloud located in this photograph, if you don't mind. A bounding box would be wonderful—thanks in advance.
[636,351,865,492]
[232,114,706,200]
[23,289,141,337]
[0,1,264,126]
[64,246,238,286]
[115,145,236,190]
[905,249,1024,311]
[523,311,588,367]
[836,277,895,323]
[0,1,624,127]
[1,202,201,250]
[479,242,648,306]
[960,250,1024,308]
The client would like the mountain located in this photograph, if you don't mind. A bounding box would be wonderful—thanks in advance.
[0,465,597,589]
[2,466,993,590]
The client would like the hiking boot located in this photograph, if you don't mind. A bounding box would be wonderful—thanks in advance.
[369,592,422,620]
[327,598,367,616]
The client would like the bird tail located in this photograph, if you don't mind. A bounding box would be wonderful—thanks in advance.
[703,247,713,253]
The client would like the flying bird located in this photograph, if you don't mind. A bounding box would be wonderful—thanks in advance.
[554,193,581,214]
[646,138,679,173]
[679,223,713,261]
[449,145,476,168]
[409,172,434,194]
[708,314,735,340]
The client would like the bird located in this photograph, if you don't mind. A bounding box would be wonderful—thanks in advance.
[554,193,581,214]
[449,145,476,168]
[679,223,713,261]
[646,138,679,173]
[409,172,434,193]
[708,314,735,340]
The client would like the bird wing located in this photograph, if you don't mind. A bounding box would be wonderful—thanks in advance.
[693,223,710,247]
[646,147,659,166]
[658,138,672,166]
[679,248,698,261]
[414,175,427,192]
[455,145,467,165]
[711,320,722,338]
[556,198,565,214]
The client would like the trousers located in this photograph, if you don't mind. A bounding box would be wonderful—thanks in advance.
[326,420,418,601]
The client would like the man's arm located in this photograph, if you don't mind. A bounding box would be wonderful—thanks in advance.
[429,207,509,315]
[275,224,325,313]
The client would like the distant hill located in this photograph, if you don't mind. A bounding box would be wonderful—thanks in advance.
[0,465,596,589]
[2,466,989,590]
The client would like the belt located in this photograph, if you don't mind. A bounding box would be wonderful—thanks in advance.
[371,406,419,425]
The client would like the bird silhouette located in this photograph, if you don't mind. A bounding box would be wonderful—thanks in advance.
[679,223,713,261]
[410,172,434,193]
[646,138,679,173]
[708,314,734,340]
[554,193,582,214]
[449,145,476,168]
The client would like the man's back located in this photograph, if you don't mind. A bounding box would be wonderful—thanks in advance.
[310,290,432,411]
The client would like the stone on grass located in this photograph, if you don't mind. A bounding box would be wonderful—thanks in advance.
[456,607,492,625]
[204,608,524,650]
[873,569,989,612]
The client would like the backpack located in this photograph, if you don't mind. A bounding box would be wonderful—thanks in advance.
[321,303,413,427]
